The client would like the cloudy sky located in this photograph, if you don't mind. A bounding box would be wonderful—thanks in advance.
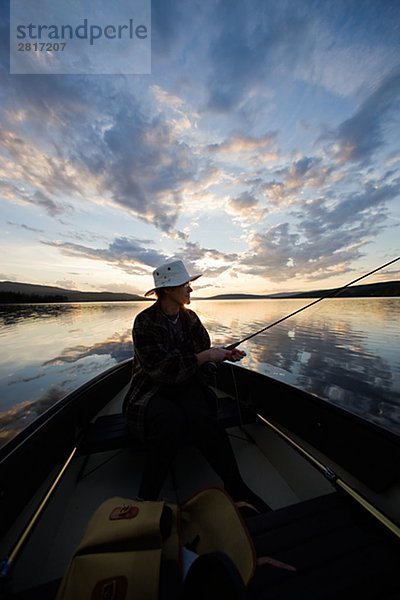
[1,0,400,296]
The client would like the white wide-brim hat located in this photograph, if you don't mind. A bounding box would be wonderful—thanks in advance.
[144,260,202,297]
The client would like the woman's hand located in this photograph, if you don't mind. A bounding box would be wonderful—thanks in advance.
[229,348,246,362]
[197,346,246,365]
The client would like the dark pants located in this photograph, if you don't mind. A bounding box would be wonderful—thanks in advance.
[138,381,249,501]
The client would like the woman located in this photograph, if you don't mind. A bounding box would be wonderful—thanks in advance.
[123,260,270,512]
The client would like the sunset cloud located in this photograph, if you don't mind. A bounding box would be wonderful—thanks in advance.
[42,237,168,275]
[0,0,399,295]
[208,133,278,157]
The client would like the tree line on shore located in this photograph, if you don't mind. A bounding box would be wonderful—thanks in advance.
[0,292,69,304]
[0,280,399,304]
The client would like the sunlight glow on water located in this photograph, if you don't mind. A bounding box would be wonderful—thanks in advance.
[0,298,399,447]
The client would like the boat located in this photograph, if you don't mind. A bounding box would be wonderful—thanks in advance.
[0,358,399,599]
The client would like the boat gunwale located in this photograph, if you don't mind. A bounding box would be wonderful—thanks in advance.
[2,359,398,466]
[1,359,399,541]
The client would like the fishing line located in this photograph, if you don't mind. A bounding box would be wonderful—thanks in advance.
[225,256,400,351]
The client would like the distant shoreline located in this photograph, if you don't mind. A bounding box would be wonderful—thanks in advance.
[1,279,399,304]
[0,282,146,304]
[201,280,400,300]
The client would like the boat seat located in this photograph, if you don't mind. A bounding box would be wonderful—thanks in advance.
[245,491,400,599]
[216,396,256,428]
[79,396,255,455]
[78,414,131,454]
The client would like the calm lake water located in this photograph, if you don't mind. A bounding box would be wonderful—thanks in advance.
[0,298,399,447]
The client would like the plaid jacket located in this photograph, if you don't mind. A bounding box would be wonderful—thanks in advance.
[122,301,215,440]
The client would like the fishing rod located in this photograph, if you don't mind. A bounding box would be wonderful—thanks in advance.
[225,256,400,351]
[0,446,78,580]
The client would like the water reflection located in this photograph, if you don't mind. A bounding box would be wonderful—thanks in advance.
[0,302,141,446]
[195,299,400,435]
[247,324,397,429]
[43,333,132,366]
[0,384,66,447]
[0,303,75,327]
[0,299,399,447]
